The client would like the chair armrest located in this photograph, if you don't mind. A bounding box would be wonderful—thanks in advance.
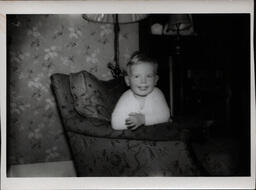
[64,115,183,141]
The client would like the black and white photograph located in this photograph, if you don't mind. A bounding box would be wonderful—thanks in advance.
[1,0,255,189]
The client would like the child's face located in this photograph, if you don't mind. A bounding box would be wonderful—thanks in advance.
[125,62,159,97]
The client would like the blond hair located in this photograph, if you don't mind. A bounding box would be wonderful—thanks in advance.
[126,51,158,75]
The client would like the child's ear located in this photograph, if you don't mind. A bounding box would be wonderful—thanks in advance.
[154,75,159,85]
[125,76,130,86]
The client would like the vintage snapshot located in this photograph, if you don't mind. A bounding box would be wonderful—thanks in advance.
[1,0,255,189]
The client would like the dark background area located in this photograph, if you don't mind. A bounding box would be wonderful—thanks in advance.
[139,14,250,175]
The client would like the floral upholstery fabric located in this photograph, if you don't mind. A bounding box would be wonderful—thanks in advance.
[51,71,202,176]
[68,133,200,176]
[69,70,126,121]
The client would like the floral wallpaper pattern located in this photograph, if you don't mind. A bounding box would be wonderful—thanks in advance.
[7,15,139,165]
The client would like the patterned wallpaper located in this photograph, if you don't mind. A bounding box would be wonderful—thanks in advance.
[7,15,139,165]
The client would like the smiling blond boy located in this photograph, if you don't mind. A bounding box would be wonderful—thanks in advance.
[111,52,170,130]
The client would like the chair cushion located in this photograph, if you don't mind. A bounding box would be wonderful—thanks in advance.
[69,70,126,121]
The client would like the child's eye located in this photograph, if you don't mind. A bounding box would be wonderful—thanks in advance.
[134,75,139,78]
[147,74,153,78]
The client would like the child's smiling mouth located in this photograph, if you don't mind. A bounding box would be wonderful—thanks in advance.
[138,86,149,91]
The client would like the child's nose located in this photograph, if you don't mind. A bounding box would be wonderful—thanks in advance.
[140,76,147,84]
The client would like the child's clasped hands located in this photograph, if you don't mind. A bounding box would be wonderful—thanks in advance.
[125,112,145,130]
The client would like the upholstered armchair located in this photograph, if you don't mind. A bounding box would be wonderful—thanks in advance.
[50,70,203,176]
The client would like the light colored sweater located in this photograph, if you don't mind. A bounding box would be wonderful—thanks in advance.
[111,87,170,130]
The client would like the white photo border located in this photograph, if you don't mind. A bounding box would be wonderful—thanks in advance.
[1,0,255,189]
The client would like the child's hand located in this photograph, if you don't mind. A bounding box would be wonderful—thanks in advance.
[125,112,145,130]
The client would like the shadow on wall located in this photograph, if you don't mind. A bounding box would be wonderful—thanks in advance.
[7,14,138,165]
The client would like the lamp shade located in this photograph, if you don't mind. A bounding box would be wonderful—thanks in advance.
[168,14,192,31]
[82,14,148,24]
[163,14,194,35]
